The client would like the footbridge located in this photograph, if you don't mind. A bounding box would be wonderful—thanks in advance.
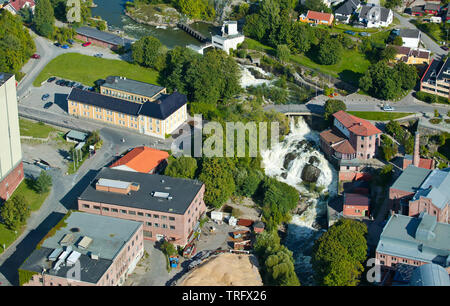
[264,104,324,117]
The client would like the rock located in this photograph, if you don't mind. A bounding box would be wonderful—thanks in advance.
[308,156,320,166]
[301,164,321,183]
[283,152,298,169]
[280,172,288,179]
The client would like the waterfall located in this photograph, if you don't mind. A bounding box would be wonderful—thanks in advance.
[261,117,338,285]
[239,64,272,88]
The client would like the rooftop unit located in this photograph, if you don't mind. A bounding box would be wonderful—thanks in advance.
[48,248,63,262]
[96,178,133,194]
[66,251,82,266]
[151,191,172,200]
[60,233,75,246]
[78,236,93,249]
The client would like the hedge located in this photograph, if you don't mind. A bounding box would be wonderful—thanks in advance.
[415,91,450,105]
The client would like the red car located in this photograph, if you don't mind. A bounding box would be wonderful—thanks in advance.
[82,42,92,47]
[31,53,40,59]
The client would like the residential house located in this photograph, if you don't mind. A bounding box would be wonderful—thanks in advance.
[411,6,425,16]
[389,165,450,223]
[77,167,207,247]
[75,27,134,50]
[424,2,440,15]
[334,0,361,24]
[343,193,370,217]
[0,73,24,201]
[110,146,169,174]
[3,0,34,15]
[397,28,421,49]
[392,45,430,65]
[299,10,334,26]
[19,211,144,286]
[357,5,393,28]
[420,58,450,99]
[376,212,450,273]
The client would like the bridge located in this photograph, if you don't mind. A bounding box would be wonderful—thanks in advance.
[177,23,209,43]
[264,104,324,117]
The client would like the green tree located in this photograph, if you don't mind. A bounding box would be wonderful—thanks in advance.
[317,37,342,65]
[380,45,397,61]
[393,36,403,46]
[132,36,166,70]
[34,171,53,194]
[324,99,346,121]
[242,170,263,197]
[380,134,398,161]
[243,14,267,41]
[18,7,33,24]
[160,240,177,256]
[0,195,31,231]
[385,0,402,8]
[304,0,332,13]
[276,44,291,64]
[164,156,198,179]
[385,120,404,141]
[394,62,418,90]
[33,0,55,38]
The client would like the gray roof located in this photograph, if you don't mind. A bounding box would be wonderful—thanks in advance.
[412,168,450,209]
[390,165,431,194]
[409,263,450,286]
[66,130,88,142]
[102,76,165,100]
[358,5,391,22]
[75,27,133,47]
[20,212,142,284]
[376,213,450,267]
[335,0,360,16]
[422,58,450,84]
[398,28,420,39]
[79,167,204,215]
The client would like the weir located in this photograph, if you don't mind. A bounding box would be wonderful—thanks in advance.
[176,23,209,43]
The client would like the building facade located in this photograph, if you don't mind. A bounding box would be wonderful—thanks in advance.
[211,21,245,54]
[3,0,35,15]
[420,58,450,99]
[77,168,207,247]
[20,212,144,286]
[67,83,187,139]
[299,10,334,25]
[75,27,134,50]
[100,76,166,103]
[343,193,370,217]
[0,73,24,201]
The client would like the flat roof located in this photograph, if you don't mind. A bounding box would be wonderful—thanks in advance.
[79,167,204,215]
[19,212,142,284]
[66,130,88,142]
[102,76,165,99]
[390,165,431,193]
[0,72,13,87]
[76,27,134,47]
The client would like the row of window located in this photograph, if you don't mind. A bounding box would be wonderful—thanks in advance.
[145,222,176,230]
[102,88,152,103]
[84,204,176,221]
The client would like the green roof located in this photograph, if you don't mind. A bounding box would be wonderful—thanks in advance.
[390,165,431,193]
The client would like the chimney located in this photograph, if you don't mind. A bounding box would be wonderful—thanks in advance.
[413,132,420,167]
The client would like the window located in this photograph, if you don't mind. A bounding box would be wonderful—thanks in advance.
[129,211,136,215]
[170,225,175,230]
[112,208,118,212]
[145,213,151,217]
[153,214,159,219]
[83,204,90,209]
[94,206,100,210]
[102,207,110,211]
[169,217,175,221]
[146,222,152,226]
[154,223,159,227]
[162,224,168,229]
[162,216,167,220]
[121,209,127,214]
[138,212,144,216]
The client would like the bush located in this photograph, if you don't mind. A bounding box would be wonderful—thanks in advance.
[415,91,450,104]
[34,171,52,194]
[429,118,442,124]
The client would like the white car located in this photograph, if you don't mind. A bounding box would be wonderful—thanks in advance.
[383,105,395,111]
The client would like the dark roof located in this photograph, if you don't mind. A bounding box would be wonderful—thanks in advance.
[335,0,360,16]
[139,92,187,120]
[412,6,425,13]
[344,193,370,206]
[75,27,133,47]
[78,168,204,215]
[359,5,391,22]
[398,28,421,39]
[20,247,113,284]
[102,76,165,99]
[422,58,450,84]
[424,3,440,11]
[68,88,142,116]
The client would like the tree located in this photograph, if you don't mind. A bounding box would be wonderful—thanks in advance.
[312,219,367,286]
[385,120,404,140]
[380,45,397,61]
[394,62,418,90]
[380,134,398,161]
[317,37,343,65]
[243,14,267,41]
[132,36,166,70]
[34,171,53,194]
[178,0,215,20]
[324,99,346,121]
[385,0,402,8]
[360,62,402,100]
[160,240,177,256]
[18,7,33,24]
[289,22,315,54]
[241,170,263,197]
[33,0,55,38]
[304,0,332,13]
[393,36,403,46]
[198,158,236,208]
[164,156,198,179]
[276,44,291,63]
[0,195,31,231]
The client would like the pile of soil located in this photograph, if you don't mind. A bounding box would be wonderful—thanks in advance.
[179,253,263,286]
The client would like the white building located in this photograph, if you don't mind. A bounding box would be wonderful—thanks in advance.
[211,21,245,54]
[398,29,421,49]
[357,4,393,28]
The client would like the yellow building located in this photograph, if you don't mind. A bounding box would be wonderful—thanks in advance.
[67,87,187,139]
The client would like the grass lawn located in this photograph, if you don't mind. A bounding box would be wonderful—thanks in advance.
[348,111,413,121]
[33,53,160,87]
[19,118,60,139]
[245,38,275,54]
[0,179,50,253]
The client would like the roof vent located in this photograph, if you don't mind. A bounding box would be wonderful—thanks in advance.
[151,191,171,200]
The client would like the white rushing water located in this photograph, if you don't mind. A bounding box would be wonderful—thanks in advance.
[261,117,338,285]
[239,64,273,88]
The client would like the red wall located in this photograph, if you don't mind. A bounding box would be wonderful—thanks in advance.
[0,162,24,201]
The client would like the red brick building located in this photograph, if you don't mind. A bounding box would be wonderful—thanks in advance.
[75,27,134,50]
[0,162,24,201]
[343,193,370,217]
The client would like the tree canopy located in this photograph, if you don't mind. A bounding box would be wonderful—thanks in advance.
[33,0,55,38]
[132,36,167,70]
[164,156,198,179]
[1,195,31,231]
[324,99,346,121]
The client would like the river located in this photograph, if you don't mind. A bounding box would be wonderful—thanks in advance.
[91,0,219,48]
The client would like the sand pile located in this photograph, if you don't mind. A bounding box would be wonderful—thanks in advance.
[179,253,263,286]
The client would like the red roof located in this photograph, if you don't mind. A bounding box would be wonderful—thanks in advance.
[344,193,370,207]
[306,10,333,22]
[110,146,169,173]
[333,111,382,137]
[333,140,356,155]
[8,0,34,12]
[237,219,254,227]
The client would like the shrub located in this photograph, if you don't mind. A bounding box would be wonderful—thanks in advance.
[429,118,442,124]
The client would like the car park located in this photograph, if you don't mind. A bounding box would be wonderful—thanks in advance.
[41,94,50,101]
[47,77,56,83]
[43,102,53,109]
[31,53,40,59]
[82,42,92,47]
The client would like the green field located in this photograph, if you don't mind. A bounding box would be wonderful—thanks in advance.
[33,53,160,87]
[0,179,50,253]
[348,111,413,121]
[19,118,60,139]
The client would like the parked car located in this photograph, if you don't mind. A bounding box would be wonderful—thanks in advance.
[61,44,70,49]
[441,46,449,51]
[54,42,61,47]
[359,32,371,37]
[43,102,53,109]
[93,53,103,58]
[67,39,74,45]
[47,77,56,83]
[31,53,40,59]
[41,94,50,101]
[82,42,92,47]
[63,80,71,87]
[344,30,355,35]
[383,105,395,111]
[68,81,76,87]
[56,79,65,85]
[76,84,84,89]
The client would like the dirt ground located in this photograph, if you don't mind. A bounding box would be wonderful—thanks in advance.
[223,197,262,221]
[178,253,263,286]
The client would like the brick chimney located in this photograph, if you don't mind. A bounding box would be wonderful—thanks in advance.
[413,132,420,167]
